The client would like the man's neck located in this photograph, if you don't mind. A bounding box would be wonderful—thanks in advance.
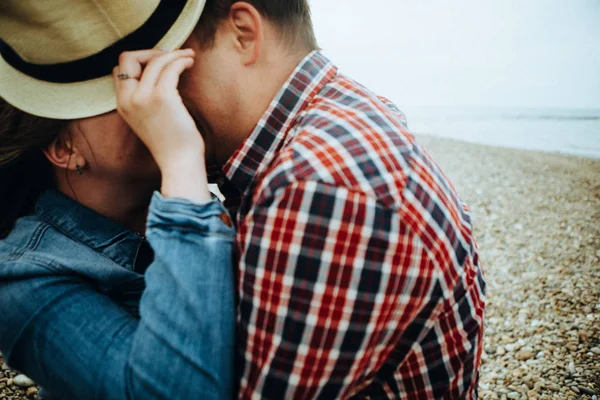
[55,175,157,235]
[215,49,312,165]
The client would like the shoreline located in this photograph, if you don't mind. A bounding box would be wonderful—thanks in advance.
[2,136,599,399]
[417,132,600,161]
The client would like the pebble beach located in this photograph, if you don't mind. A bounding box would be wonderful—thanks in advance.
[418,135,600,400]
[1,135,599,399]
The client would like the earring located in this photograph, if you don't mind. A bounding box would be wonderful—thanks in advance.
[76,165,84,175]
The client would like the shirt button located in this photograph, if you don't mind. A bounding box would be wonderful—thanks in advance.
[219,212,233,228]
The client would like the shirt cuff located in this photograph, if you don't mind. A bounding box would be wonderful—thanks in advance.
[147,191,236,238]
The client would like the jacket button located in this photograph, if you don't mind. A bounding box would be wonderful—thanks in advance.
[219,212,233,228]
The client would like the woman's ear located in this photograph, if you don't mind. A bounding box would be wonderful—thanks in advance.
[43,132,86,173]
[229,2,263,66]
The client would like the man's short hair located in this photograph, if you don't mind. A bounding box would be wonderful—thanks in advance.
[194,0,318,51]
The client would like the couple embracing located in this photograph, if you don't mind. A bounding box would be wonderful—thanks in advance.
[0,1,485,399]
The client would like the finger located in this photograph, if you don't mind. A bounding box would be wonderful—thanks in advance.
[117,49,165,79]
[157,57,195,93]
[113,66,138,107]
[138,49,195,91]
[112,66,121,98]
[115,50,165,106]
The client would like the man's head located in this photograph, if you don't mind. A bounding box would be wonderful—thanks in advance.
[194,0,318,51]
[0,0,318,164]
[179,0,318,164]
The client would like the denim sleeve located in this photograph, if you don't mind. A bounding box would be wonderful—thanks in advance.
[0,193,236,400]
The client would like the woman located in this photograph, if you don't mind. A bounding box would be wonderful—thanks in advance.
[0,2,236,399]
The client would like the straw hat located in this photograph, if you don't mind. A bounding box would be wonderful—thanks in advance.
[0,0,206,119]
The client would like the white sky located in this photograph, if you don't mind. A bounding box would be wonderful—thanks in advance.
[309,0,600,109]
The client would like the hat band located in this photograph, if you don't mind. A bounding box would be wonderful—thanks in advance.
[0,0,188,84]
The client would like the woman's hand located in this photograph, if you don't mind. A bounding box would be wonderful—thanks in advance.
[113,49,211,202]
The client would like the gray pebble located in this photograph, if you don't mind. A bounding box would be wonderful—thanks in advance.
[578,386,597,396]
[571,386,580,394]
[13,374,34,388]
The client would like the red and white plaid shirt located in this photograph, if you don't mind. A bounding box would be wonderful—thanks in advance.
[221,51,486,399]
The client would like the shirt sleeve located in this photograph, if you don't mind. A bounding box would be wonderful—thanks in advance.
[0,193,236,400]
[236,180,439,399]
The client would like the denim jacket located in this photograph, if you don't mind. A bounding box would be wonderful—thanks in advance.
[0,190,236,399]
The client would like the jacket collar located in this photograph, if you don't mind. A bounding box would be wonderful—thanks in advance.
[34,190,149,272]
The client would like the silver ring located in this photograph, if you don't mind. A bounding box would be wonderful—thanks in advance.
[118,73,137,80]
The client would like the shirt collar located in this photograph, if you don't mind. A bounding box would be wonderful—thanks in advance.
[223,50,338,195]
[34,190,149,272]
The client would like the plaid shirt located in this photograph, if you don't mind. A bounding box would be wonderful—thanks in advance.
[222,51,486,399]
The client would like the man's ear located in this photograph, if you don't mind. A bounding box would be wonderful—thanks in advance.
[43,133,86,173]
[228,2,263,65]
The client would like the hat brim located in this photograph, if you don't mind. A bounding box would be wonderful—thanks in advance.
[0,0,206,120]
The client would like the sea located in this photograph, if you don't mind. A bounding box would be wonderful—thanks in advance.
[401,106,600,159]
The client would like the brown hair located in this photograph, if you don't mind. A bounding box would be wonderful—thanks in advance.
[0,99,69,238]
[195,0,318,50]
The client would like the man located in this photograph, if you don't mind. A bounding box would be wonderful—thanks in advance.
[128,0,485,397]
[1,0,485,398]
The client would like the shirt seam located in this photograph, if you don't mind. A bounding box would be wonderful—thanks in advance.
[400,164,465,292]
[36,206,132,250]
[32,222,136,272]
[36,212,140,271]
[253,177,445,281]
[4,223,51,262]
[257,137,460,294]
[253,175,466,313]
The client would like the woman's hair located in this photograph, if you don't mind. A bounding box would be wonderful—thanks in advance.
[0,98,70,239]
